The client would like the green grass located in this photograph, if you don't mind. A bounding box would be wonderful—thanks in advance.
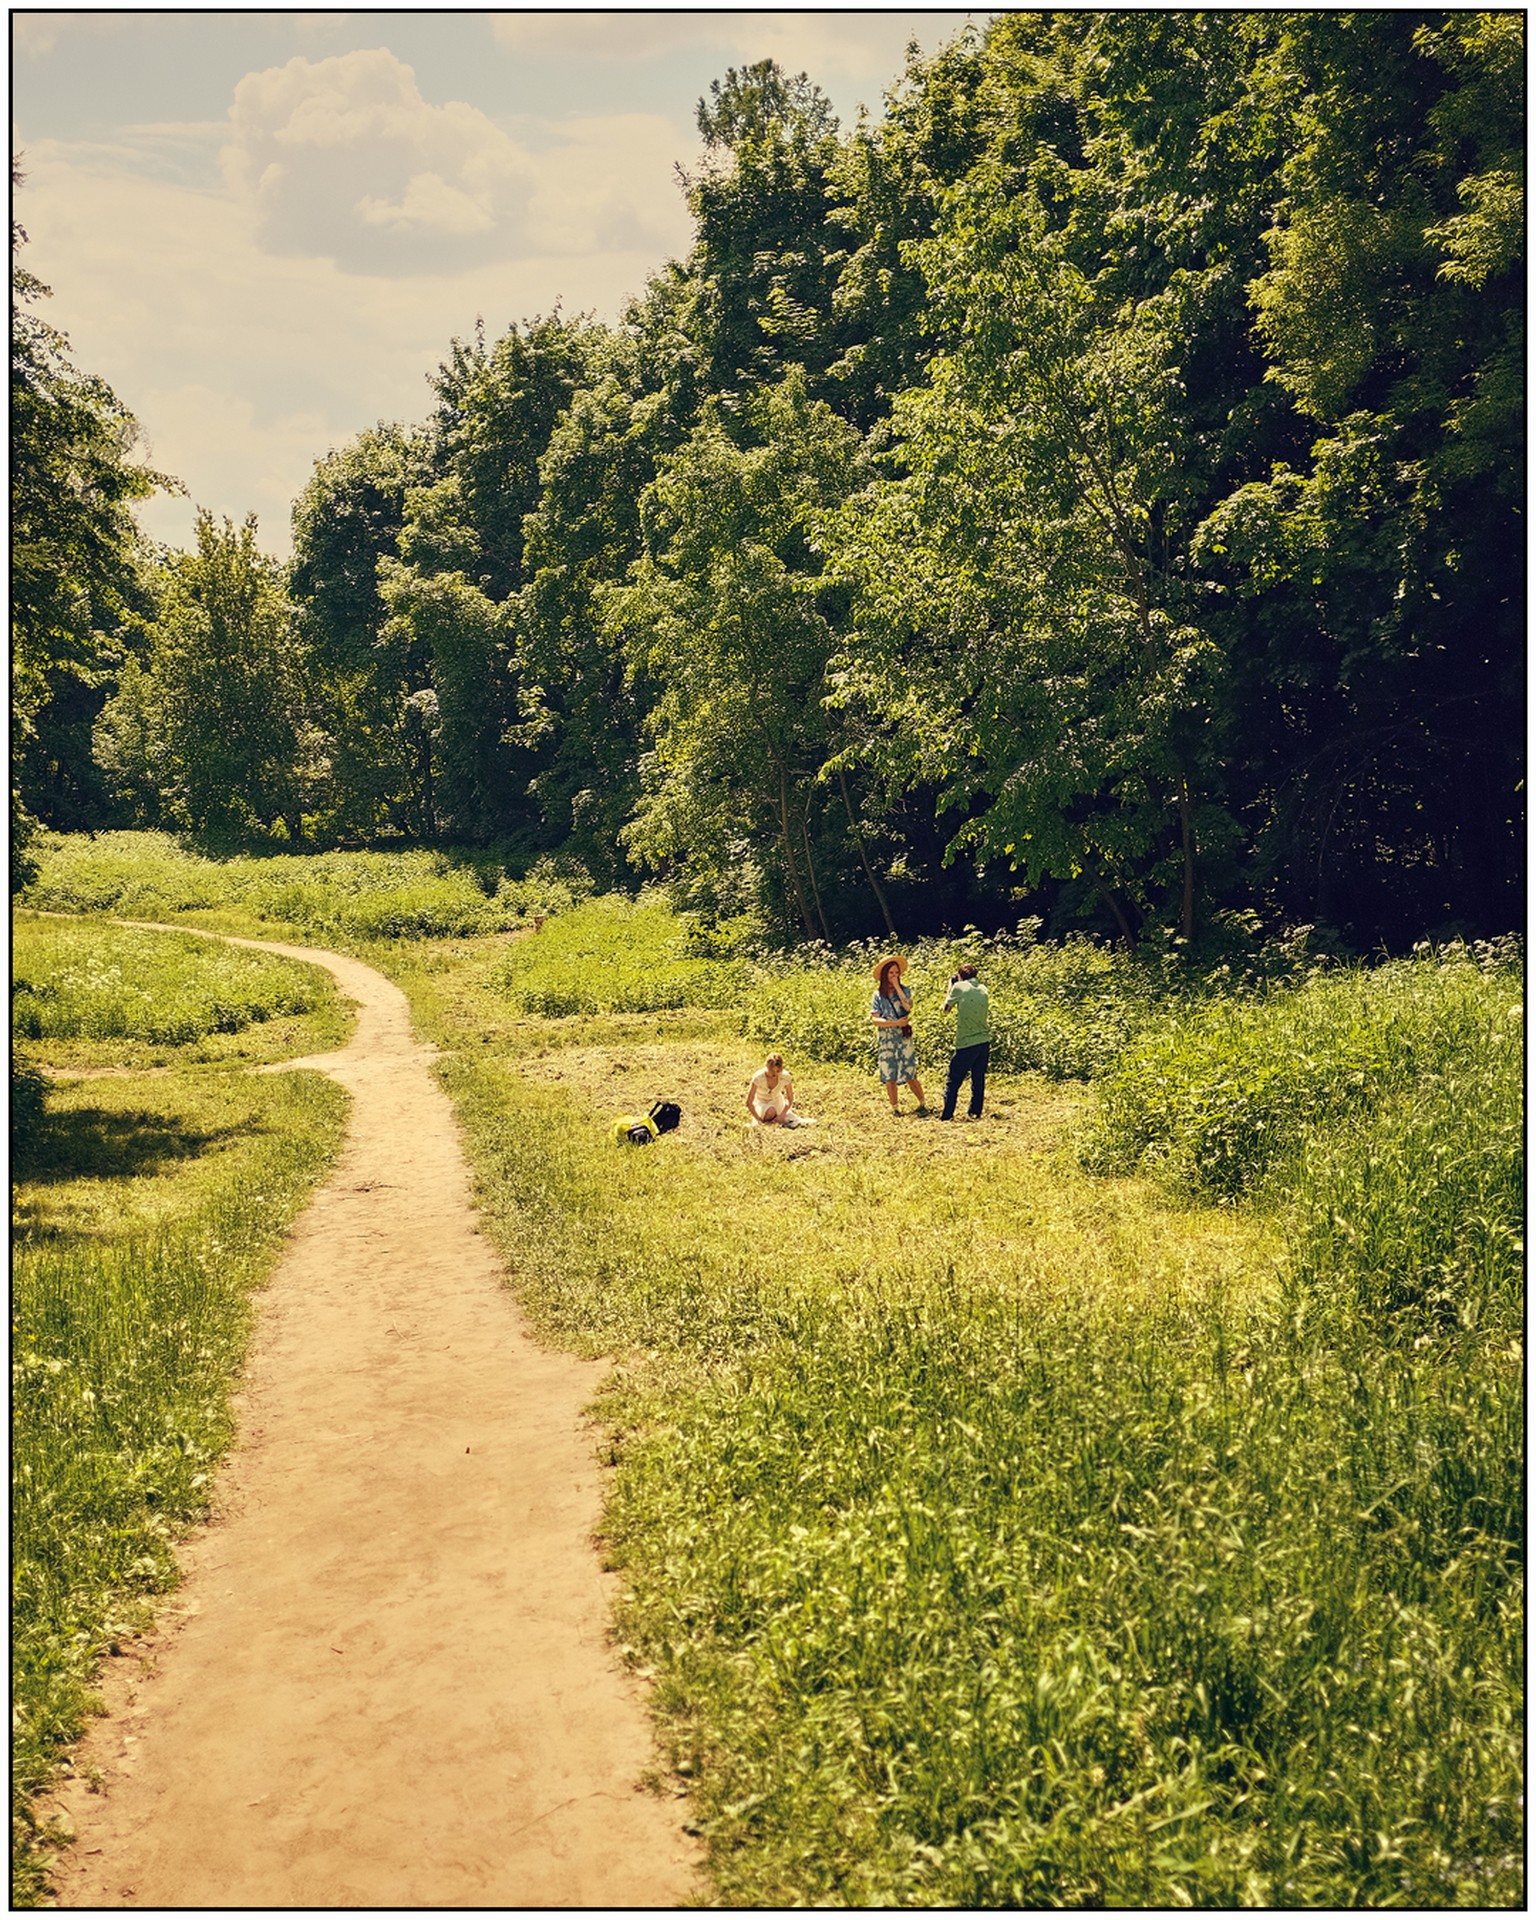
[12,914,351,1069]
[18,829,582,944]
[382,913,1522,1909]
[13,840,1522,1907]
[11,1069,348,1903]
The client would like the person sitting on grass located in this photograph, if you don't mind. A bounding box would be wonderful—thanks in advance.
[745,1053,813,1127]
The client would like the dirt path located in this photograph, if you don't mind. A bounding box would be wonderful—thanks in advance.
[49,933,700,1909]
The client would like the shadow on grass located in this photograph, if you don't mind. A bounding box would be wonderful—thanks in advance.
[13,1107,249,1186]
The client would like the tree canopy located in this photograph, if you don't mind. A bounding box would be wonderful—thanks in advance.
[22,17,1523,949]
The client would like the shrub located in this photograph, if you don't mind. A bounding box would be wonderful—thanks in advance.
[1077,942,1522,1205]
[495,894,747,1016]
[11,1053,49,1163]
[1288,972,1523,1335]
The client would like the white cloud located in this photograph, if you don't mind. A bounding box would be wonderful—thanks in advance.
[17,132,687,555]
[222,49,539,273]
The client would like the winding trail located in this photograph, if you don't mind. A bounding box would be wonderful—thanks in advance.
[50,932,699,1909]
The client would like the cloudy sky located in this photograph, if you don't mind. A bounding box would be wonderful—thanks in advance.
[13,8,983,555]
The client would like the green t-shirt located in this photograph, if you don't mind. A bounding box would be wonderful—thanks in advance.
[943,977,990,1048]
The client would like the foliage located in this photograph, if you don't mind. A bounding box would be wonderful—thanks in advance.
[94,513,309,839]
[1078,941,1522,1202]
[494,895,746,1017]
[19,831,535,945]
[609,370,873,940]
[11,1052,50,1161]
[287,422,435,838]
[1287,952,1523,1336]
[11,187,169,852]
[11,1068,347,1901]
[11,919,334,1049]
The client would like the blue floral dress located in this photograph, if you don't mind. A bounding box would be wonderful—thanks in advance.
[871,986,918,1084]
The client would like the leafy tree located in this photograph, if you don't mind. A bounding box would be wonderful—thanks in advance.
[1196,10,1523,938]
[831,166,1238,942]
[95,513,308,839]
[11,185,170,868]
[608,370,874,936]
[682,61,848,405]
[288,422,434,836]
[375,314,610,838]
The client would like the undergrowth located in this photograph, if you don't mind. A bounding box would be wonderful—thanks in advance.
[19,829,591,943]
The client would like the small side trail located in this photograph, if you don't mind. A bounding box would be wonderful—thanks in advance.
[50,932,699,1909]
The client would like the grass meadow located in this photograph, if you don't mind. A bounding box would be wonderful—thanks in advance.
[10,914,349,1902]
[16,834,1524,1907]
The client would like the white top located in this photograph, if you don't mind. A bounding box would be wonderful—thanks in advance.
[747,1067,792,1116]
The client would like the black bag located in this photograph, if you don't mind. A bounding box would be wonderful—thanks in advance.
[649,1100,682,1134]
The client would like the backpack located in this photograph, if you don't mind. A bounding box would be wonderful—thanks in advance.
[611,1100,682,1145]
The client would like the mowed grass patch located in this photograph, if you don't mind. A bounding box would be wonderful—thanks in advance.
[11,1067,348,1903]
[13,914,351,1073]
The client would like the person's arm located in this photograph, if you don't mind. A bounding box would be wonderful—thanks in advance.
[745,1080,761,1118]
[942,985,957,1013]
[782,1076,795,1110]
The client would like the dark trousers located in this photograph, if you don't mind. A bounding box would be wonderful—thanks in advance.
[943,1041,990,1119]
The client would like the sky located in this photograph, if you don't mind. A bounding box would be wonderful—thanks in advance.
[13,7,986,556]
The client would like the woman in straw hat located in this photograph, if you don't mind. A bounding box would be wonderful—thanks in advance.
[870,954,928,1115]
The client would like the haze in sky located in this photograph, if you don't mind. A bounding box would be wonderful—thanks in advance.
[13,9,981,554]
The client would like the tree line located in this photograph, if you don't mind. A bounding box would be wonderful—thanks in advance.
[13,12,1523,947]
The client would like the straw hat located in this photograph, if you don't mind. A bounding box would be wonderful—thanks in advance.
[872,953,908,980]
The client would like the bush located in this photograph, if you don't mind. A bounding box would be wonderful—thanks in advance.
[11,1053,49,1163]
[495,894,747,1016]
[1077,942,1521,1205]
[738,928,1159,1080]
[1288,970,1523,1335]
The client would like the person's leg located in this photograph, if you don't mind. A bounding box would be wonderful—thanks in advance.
[885,1077,900,1111]
[968,1043,990,1118]
[908,1077,927,1111]
[941,1049,964,1120]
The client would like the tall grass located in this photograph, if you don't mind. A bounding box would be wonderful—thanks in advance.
[11,1071,347,1902]
[493,895,747,1016]
[19,829,592,943]
[734,927,1162,1080]
[14,918,329,1047]
[388,908,1523,1909]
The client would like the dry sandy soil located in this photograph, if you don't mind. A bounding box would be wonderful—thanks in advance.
[47,933,700,1910]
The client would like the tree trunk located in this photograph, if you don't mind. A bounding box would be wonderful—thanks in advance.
[1099,882,1137,950]
[1177,775,1196,941]
[776,766,817,939]
[837,766,897,938]
[799,800,834,944]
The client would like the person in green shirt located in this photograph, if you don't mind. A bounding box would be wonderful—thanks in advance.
[940,963,990,1120]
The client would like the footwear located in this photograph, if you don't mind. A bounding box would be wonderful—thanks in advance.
[914,1105,930,1116]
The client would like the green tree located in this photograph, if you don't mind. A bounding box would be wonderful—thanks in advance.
[11,188,171,868]
[832,169,1234,942]
[608,370,877,936]
[375,314,609,839]
[1197,10,1523,937]
[288,422,434,836]
[95,513,308,839]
